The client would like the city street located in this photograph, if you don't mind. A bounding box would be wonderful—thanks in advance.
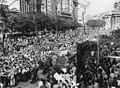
[0,0,120,88]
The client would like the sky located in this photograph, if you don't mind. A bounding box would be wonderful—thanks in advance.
[6,0,117,16]
[85,0,116,15]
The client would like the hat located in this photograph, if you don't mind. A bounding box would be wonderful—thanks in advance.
[61,68,67,73]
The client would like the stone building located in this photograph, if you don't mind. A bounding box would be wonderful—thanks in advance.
[19,0,78,20]
[104,0,120,29]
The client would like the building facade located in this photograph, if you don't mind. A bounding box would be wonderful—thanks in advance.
[19,0,78,20]
[104,0,120,29]
[19,0,37,13]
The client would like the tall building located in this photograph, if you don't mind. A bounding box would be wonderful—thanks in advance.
[19,0,37,13]
[19,0,78,20]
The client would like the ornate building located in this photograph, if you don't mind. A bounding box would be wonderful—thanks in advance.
[104,0,120,29]
[19,0,78,20]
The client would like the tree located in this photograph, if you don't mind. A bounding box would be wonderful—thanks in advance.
[6,11,58,35]
[80,1,90,33]
[34,12,51,32]
[7,0,80,33]
[7,13,34,33]
[86,19,106,30]
[0,4,9,55]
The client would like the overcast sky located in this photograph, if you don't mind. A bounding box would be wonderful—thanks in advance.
[86,0,116,15]
[7,0,116,16]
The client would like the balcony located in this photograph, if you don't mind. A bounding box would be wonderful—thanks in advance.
[61,11,72,16]
[58,11,72,18]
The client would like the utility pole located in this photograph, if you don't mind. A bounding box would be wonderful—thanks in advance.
[97,33,100,65]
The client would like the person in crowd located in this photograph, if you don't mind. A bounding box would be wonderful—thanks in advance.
[46,80,51,88]
[41,80,48,88]
[38,79,43,88]
[0,82,3,88]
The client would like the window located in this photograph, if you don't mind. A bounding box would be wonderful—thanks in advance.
[61,0,64,11]
[42,3,44,6]
[68,0,70,12]
[61,0,71,13]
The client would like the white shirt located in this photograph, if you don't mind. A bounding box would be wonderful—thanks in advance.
[46,82,51,88]
[22,69,27,74]
[0,83,3,88]
[38,81,43,87]
[71,81,79,88]
[64,73,71,82]
[94,82,99,88]
[111,87,116,88]
[61,68,67,73]
[54,73,63,81]
[60,50,69,56]
[117,80,120,86]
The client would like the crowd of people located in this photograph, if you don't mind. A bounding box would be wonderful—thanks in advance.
[76,40,120,88]
[0,30,81,88]
[0,28,120,88]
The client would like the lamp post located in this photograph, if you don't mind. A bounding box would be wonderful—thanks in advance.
[97,35,100,65]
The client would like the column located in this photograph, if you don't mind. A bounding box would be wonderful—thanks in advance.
[20,0,22,12]
[24,0,26,12]
[110,15,113,29]
[34,0,37,12]
[27,1,29,12]
[29,0,31,12]
[23,0,25,12]
[114,16,116,28]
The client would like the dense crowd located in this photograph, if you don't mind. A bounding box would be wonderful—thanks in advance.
[0,28,120,88]
[0,30,81,88]
[76,41,120,88]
